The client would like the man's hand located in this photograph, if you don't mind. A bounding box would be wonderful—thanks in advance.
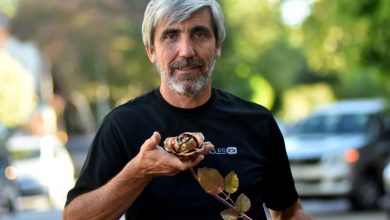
[269,199,312,220]
[132,132,214,178]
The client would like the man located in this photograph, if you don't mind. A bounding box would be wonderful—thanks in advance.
[63,0,312,219]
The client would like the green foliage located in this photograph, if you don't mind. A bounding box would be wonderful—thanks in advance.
[215,0,311,111]
[0,0,18,17]
[10,0,157,107]
[8,0,389,123]
[280,83,335,122]
[9,0,309,114]
[0,52,36,127]
[301,0,390,98]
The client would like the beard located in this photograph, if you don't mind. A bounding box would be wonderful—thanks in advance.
[156,56,216,97]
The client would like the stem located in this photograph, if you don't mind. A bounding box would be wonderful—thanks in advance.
[190,167,199,182]
[222,192,235,205]
[190,168,253,220]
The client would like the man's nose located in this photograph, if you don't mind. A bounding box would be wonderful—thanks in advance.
[178,37,195,58]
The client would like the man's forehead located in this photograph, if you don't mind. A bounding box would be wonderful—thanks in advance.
[156,7,213,30]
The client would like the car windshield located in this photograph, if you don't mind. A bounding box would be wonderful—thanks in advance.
[290,114,371,135]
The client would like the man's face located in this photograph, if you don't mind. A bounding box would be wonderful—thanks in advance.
[146,8,221,97]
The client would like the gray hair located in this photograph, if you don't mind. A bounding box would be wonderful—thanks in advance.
[142,0,225,48]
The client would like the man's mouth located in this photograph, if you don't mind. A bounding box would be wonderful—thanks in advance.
[170,58,204,70]
[176,66,199,70]
[173,68,199,79]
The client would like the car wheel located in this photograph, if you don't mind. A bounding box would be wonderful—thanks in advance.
[350,177,381,210]
[1,198,16,213]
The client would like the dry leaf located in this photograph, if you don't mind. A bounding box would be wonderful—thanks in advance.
[197,167,224,195]
[220,208,240,220]
[224,171,239,194]
[235,193,251,213]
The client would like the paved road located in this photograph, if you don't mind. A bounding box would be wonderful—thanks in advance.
[1,197,389,220]
[303,199,389,220]
[2,208,388,220]
[1,210,61,220]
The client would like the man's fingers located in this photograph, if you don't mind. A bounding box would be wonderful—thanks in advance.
[138,135,212,175]
[176,141,214,170]
[140,132,161,152]
[190,154,205,167]
[202,141,214,155]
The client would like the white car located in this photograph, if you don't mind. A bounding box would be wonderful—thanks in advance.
[6,135,75,209]
[285,98,390,210]
[0,125,19,213]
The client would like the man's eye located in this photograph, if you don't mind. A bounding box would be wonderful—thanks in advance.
[194,31,207,39]
[163,33,177,42]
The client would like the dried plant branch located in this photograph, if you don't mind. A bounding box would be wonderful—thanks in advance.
[190,168,253,220]
[221,191,235,205]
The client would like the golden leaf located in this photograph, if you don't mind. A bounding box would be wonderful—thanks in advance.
[197,167,224,195]
[224,171,239,194]
[235,193,251,213]
[220,208,240,220]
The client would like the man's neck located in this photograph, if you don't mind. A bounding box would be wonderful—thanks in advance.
[159,84,212,109]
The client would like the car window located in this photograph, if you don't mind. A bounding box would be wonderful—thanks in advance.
[382,114,390,138]
[0,125,9,160]
[335,114,370,133]
[296,116,327,134]
[0,147,7,160]
[290,114,370,135]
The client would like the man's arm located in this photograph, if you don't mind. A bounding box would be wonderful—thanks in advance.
[62,157,151,220]
[268,199,312,220]
[63,132,212,220]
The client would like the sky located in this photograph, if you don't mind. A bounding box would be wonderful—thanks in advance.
[281,0,313,27]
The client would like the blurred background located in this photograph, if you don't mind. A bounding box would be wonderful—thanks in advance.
[0,0,389,219]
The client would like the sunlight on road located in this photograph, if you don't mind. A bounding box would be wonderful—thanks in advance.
[1,195,62,220]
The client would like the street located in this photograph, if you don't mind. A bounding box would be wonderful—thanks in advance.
[1,197,388,220]
[303,199,389,220]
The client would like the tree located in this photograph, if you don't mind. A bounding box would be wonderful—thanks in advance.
[9,0,162,124]
[10,0,156,112]
[300,0,390,98]
[9,0,321,117]
[0,50,36,127]
[215,0,312,110]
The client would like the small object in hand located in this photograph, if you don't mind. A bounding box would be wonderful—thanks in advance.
[163,132,205,161]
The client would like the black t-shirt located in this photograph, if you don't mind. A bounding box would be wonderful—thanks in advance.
[66,88,298,220]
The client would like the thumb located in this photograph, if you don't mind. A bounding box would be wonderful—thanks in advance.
[140,131,161,152]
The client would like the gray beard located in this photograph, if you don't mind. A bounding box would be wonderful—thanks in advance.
[156,59,216,97]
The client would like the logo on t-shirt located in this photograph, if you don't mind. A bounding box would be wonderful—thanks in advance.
[209,146,238,155]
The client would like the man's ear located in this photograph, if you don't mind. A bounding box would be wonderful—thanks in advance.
[145,46,156,63]
[216,45,222,57]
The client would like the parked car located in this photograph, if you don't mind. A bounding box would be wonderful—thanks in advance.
[0,125,19,214]
[5,134,75,209]
[382,161,390,209]
[380,113,390,210]
[285,98,390,210]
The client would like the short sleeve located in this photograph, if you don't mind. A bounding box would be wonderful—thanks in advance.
[263,116,298,211]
